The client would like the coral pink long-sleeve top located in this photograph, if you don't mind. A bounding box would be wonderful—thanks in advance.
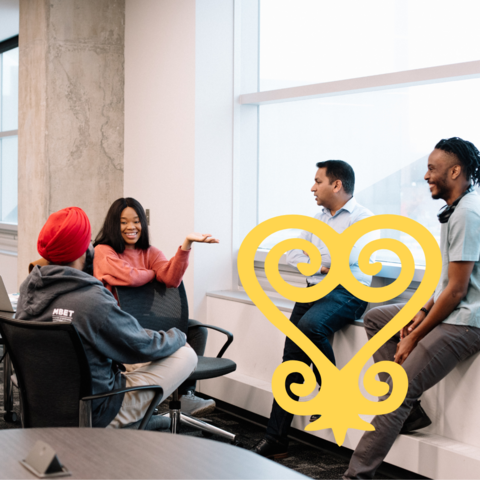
[93,244,190,293]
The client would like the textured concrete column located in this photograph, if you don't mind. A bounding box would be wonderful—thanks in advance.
[18,0,124,286]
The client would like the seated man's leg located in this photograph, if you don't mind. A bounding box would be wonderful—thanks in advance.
[299,286,368,383]
[263,299,313,450]
[177,319,216,416]
[344,323,480,479]
[264,286,367,448]
[108,346,198,428]
[363,304,404,384]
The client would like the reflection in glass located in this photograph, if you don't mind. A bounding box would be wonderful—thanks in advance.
[1,47,19,132]
[257,78,480,265]
[0,136,18,224]
[260,0,480,90]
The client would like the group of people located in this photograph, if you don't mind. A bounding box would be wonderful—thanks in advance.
[15,136,480,479]
[18,198,220,428]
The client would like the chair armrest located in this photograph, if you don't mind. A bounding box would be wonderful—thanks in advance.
[188,323,233,358]
[80,385,163,431]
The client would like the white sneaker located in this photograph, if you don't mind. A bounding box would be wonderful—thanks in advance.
[180,391,216,417]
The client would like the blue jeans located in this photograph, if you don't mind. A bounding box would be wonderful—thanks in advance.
[265,285,367,446]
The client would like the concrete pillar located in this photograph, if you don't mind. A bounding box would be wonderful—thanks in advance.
[18,0,124,286]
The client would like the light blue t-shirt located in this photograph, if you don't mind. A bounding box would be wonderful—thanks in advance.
[286,197,375,287]
[435,191,480,328]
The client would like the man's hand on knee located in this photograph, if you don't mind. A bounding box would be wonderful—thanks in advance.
[394,334,419,365]
[401,310,426,339]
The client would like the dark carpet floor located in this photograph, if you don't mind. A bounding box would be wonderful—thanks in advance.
[0,352,428,480]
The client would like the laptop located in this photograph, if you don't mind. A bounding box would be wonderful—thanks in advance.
[0,276,16,313]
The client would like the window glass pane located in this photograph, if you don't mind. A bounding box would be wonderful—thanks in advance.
[257,78,480,265]
[0,136,18,224]
[1,47,19,131]
[260,0,480,90]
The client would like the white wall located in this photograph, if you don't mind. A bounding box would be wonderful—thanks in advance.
[125,0,197,303]
[193,0,234,319]
[124,0,235,318]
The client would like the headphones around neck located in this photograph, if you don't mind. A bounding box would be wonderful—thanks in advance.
[437,185,474,224]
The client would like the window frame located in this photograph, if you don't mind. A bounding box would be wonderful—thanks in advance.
[233,2,480,288]
[0,35,19,242]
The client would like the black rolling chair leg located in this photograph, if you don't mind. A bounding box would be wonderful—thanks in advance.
[169,389,181,434]
[3,353,17,423]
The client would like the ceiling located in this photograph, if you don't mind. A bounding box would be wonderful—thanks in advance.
[0,0,19,44]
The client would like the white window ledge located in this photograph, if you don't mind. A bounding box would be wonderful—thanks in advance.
[255,248,426,282]
[206,290,365,327]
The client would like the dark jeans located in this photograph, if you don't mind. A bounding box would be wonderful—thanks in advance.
[265,285,367,446]
[178,319,207,395]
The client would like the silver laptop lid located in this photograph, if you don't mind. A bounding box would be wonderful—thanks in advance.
[0,276,15,313]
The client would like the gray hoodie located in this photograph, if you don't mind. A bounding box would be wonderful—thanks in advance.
[16,265,186,427]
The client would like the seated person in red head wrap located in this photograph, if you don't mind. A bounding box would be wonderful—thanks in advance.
[16,207,197,428]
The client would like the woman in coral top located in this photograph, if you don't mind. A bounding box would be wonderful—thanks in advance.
[94,197,218,417]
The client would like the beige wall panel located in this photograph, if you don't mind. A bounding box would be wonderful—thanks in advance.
[124,0,196,304]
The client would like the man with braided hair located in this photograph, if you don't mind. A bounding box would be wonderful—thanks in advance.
[344,137,480,478]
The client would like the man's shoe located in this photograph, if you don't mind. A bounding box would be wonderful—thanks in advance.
[309,414,321,422]
[400,400,432,434]
[180,391,216,417]
[252,438,288,459]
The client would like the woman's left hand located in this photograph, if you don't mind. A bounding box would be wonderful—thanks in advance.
[182,233,219,250]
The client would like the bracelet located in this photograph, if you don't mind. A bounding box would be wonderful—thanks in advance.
[420,307,429,315]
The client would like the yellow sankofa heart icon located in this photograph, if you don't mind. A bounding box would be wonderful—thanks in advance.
[237,214,442,446]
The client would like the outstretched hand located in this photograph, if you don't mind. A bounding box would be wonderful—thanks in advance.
[186,233,219,243]
[182,233,220,251]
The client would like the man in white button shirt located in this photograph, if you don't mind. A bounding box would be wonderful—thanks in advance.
[253,160,374,459]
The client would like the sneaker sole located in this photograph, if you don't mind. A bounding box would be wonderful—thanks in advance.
[400,416,432,434]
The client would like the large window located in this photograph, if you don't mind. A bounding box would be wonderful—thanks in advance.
[259,0,480,89]
[0,36,19,226]
[238,1,480,268]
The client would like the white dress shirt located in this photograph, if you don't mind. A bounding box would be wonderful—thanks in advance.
[286,197,375,287]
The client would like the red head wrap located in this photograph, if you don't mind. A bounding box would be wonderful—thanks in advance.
[37,207,91,264]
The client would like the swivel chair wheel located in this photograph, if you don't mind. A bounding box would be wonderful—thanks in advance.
[4,411,18,423]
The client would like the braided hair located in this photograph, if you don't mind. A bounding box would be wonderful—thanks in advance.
[435,137,480,186]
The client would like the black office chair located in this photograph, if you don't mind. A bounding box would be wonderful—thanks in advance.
[116,281,238,443]
[0,332,19,423]
[0,317,164,430]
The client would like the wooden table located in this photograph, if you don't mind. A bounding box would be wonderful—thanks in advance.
[0,428,308,479]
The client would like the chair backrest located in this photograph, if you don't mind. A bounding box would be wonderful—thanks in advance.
[0,317,92,428]
[116,281,189,333]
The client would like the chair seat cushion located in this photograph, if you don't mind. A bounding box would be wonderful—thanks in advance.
[189,356,236,381]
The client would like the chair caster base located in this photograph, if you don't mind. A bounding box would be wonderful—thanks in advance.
[232,439,244,448]
[4,411,18,423]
